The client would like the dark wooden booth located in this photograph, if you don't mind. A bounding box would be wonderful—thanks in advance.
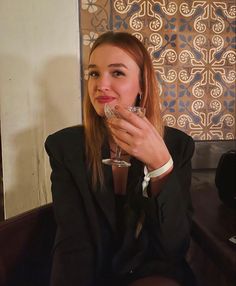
[187,140,236,286]
[0,204,56,286]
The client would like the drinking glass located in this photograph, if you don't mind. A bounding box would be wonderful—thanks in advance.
[102,104,146,167]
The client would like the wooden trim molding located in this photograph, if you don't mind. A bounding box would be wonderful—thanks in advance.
[0,132,4,221]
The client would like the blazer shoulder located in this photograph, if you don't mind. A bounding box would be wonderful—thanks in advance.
[164,126,193,145]
[45,125,85,155]
[164,126,195,163]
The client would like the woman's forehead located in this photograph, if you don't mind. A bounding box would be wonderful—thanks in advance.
[89,44,139,68]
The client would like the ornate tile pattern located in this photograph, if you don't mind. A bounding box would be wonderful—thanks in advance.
[79,0,236,140]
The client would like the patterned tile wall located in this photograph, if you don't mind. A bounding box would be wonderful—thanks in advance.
[79,0,236,140]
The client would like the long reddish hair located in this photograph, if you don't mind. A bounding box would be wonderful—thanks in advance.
[83,31,163,188]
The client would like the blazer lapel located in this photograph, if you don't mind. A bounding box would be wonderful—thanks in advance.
[65,137,116,234]
[65,148,102,241]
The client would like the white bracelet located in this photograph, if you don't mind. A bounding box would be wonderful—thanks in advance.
[142,157,173,197]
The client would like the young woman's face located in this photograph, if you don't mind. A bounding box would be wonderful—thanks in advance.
[88,44,141,116]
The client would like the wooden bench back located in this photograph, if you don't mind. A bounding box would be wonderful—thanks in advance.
[0,204,56,286]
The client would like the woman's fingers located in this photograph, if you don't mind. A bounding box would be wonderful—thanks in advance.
[108,118,141,137]
[106,105,171,169]
[108,119,154,159]
[113,105,146,129]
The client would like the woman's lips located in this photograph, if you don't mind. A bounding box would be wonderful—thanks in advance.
[96,96,115,104]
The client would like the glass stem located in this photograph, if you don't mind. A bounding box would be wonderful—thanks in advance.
[115,145,122,159]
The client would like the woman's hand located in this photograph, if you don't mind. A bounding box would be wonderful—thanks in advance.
[107,105,171,171]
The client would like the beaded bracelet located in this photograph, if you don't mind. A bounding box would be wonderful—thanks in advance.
[142,157,173,197]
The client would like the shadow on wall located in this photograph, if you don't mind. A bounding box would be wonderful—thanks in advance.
[38,55,82,135]
[0,55,81,218]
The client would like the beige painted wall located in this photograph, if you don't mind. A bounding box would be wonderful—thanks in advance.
[0,0,82,218]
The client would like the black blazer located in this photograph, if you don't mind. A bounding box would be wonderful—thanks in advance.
[45,126,195,286]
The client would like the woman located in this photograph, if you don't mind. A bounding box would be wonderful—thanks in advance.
[45,31,196,286]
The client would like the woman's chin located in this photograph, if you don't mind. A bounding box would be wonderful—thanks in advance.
[95,108,105,117]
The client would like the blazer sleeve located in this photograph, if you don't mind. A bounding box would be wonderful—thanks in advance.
[155,134,195,257]
[45,134,95,286]
[131,132,195,260]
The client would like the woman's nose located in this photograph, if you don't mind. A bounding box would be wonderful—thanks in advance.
[97,75,110,91]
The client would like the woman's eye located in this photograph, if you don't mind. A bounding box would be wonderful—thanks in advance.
[113,70,125,77]
[88,71,99,78]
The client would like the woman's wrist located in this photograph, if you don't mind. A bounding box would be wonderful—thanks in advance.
[142,157,173,197]
[145,157,173,178]
[146,147,172,172]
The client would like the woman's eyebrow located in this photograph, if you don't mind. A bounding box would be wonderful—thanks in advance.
[88,63,128,69]
[88,64,96,69]
[108,63,128,69]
